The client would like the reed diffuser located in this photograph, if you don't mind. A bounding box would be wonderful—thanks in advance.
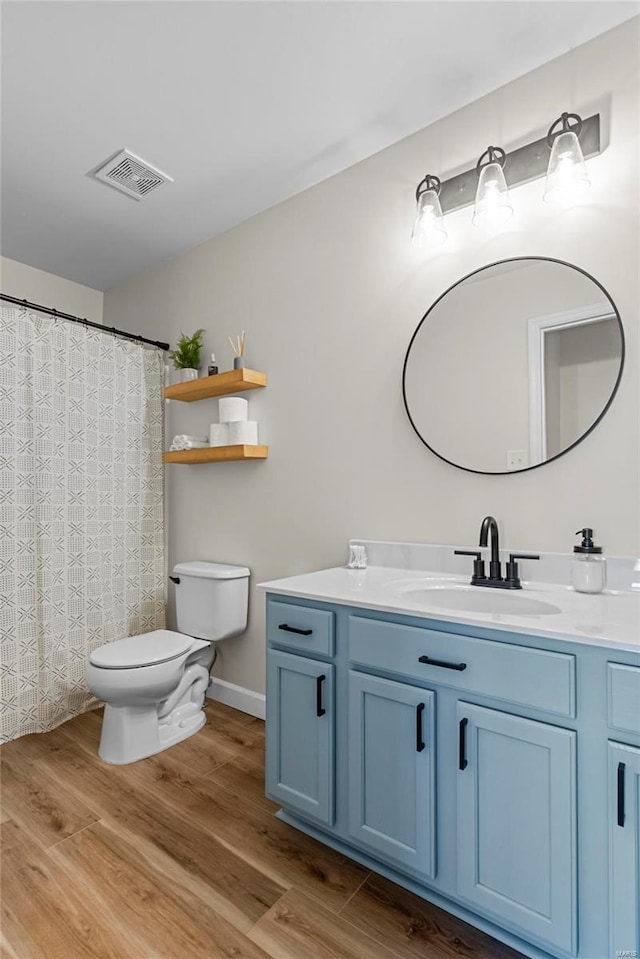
[228,331,246,369]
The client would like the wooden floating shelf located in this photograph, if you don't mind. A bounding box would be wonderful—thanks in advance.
[163,445,268,464]
[164,368,267,402]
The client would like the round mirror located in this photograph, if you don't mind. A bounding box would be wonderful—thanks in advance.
[403,257,624,475]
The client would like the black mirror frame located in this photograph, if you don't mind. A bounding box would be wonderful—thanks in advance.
[402,255,625,476]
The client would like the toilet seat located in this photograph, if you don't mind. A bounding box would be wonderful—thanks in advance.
[89,630,194,669]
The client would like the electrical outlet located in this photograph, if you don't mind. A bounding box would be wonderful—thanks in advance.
[506,449,529,471]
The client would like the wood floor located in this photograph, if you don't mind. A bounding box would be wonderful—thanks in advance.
[0,702,525,959]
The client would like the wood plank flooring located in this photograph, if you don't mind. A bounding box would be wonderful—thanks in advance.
[0,702,525,959]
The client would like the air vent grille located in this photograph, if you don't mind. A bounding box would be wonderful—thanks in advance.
[93,149,173,200]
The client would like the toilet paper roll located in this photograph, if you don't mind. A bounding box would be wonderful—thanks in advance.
[209,423,229,447]
[228,420,259,445]
[219,397,248,422]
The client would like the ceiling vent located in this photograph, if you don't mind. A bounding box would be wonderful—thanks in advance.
[93,149,173,200]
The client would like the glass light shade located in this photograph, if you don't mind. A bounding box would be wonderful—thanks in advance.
[543,130,591,203]
[472,162,513,228]
[411,189,447,248]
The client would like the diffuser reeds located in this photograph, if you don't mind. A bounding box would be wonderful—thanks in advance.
[228,331,246,358]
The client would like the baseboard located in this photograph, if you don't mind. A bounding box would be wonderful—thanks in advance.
[206,677,265,720]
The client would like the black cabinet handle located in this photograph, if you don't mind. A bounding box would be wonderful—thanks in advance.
[416,703,426,753]
[418,655,467,672]
[169,576,180,584]
[278,623,313,636]
[316,675,326,717]
[618,762,626,827]
[459,718,468,770]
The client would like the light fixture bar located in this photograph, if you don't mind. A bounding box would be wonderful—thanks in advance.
[436,113,600,215]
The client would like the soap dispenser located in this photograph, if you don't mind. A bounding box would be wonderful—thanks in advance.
[572,528,605,594]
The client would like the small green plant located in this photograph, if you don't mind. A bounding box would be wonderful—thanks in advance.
[168,328,205,370]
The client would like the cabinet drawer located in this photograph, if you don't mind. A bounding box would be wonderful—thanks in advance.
[349,616,575,718]
[267,599,334,657]
[607,663,640,736]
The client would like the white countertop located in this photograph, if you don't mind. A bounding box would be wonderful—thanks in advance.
[258,565,640,654]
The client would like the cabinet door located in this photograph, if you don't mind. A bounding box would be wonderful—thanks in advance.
[348,671,436,879]
[609,741,640,959]
[265,650,334,825]
[456,703,576,956]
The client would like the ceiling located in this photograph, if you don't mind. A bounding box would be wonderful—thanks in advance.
[1,2,636,292]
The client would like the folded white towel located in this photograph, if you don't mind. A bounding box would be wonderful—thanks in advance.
[170,435,209,451]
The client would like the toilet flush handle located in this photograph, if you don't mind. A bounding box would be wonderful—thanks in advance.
[169,576,180,584]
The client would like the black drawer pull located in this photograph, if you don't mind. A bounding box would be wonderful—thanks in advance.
[459,717,468,770]
[618,762,626,827]
[416,703,426,753]
[418,654,467,672]
[316,675,326,717]
[278,623,313,636]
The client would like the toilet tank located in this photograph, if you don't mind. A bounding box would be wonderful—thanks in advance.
[172,561,250,642]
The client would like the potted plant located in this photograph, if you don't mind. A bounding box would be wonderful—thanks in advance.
[168,329,205,382]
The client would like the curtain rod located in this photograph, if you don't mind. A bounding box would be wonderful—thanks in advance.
[0,294,169,351]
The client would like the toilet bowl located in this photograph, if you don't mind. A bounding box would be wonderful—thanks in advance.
[87,631,215,763]
[86,561,250,764]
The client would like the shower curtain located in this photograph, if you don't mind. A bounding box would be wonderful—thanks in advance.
[0,304,166,743]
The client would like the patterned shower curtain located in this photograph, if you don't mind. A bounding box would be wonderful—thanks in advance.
[0,304,166,743]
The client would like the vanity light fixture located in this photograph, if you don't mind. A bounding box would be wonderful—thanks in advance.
[411,111,600,245]
[472,146,513,228]
[411,175,448,248]
[543,112,591,203]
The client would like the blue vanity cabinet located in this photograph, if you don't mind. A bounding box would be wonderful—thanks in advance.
[265,649,335,825]
[456,702,577,956]
[265,591,638,959]
[347,671,436,880]
[608,741,640,959]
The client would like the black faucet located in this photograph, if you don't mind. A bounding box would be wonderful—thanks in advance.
[455,516,540,590]
[479,515,502,582]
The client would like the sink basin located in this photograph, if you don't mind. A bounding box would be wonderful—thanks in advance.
[392,583,562,617]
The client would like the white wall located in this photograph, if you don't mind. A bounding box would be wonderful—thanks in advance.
[104,20,639,695]
[0,256,103,323]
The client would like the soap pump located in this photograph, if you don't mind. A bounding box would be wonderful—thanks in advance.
[572,528,605,594]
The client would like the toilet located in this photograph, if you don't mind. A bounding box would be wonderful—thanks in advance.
[86,561,250,764]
